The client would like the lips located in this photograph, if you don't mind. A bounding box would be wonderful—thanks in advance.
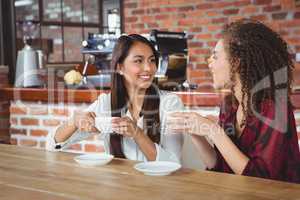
[138,74,152,81]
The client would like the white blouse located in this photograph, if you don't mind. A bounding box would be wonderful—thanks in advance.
[46,90,184,163]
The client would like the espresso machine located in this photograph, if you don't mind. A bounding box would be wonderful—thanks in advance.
[79,33,118,89]
[149,30,189,90]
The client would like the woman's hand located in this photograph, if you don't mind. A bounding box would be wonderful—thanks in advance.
[111,117,142,138]
[166,112,223,138]
[73,111,98,132]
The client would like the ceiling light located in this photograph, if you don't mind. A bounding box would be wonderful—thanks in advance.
[14,0,33,7]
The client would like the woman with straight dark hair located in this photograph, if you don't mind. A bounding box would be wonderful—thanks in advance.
[167,19,300,183]
[46,34,184,162]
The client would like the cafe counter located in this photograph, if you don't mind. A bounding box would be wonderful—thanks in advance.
[1,87,300,107]
[0,87,299,156]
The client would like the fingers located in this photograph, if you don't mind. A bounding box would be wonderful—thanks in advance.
[206,115,218,123]
[88,112,96,119]
[165,120,190,134]
[74,111,96,132]
[111,117,138,137]
[166,112,214,135]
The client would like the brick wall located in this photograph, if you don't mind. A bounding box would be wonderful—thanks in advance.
[9,101,104,153]
[123,0,300,87]
[9,101,300,153]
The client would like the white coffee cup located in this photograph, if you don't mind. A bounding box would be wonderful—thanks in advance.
[95,117,113,133]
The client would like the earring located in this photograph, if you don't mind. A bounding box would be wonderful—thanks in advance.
[119,71,124,75]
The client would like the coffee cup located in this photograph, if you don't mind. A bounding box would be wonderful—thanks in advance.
[95,117,113,133]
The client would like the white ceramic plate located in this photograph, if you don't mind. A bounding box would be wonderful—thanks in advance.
[74,153,114,167]
[134,161,181,176]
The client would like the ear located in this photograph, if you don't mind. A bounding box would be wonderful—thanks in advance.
[117,63,124,75]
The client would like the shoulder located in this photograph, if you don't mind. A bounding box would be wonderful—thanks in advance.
[86,92,111,113]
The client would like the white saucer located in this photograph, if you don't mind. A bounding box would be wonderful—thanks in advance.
[74,153,114,167]
[134,161,181,176]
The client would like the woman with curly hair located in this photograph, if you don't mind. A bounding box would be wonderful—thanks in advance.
[168,19,300,183]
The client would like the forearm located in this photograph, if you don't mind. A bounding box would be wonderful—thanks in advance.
[133,129,157,161]
[54,119,77,143]
[209,130,249,174]
[191,134,217,169]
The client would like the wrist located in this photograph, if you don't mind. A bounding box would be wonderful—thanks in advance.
[68,117,78,131]
[133,127,143,140]
[207,125,225,144]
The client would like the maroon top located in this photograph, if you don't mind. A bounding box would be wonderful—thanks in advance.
[210,95,300,183]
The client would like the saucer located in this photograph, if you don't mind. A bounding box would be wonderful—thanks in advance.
[74,153,114,167]
[134,161,181,176]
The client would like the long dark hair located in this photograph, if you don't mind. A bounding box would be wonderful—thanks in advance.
[221,19,294,126]
[109,34,160,158]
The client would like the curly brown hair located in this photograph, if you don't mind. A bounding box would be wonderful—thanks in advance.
[221,18,294,125]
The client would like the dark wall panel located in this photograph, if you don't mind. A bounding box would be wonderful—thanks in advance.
[1,0,16,84]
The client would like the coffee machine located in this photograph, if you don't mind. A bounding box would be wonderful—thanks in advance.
[79,33,118,89]
[149,30,188,90]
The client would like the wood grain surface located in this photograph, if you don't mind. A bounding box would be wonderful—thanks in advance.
[0,144,299,200]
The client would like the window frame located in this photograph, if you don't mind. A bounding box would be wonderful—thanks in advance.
[14,0,121,65]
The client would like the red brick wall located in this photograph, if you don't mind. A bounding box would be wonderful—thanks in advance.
[9,101,300,152]
[9,102,105,153]
[123,0,300,88]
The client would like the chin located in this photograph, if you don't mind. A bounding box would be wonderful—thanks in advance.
[139,82,153,89]
[213,81,227,90]
[138,78,154,88]
[213,84,223,90]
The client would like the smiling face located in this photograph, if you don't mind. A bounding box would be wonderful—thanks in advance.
[208,39,232,90]
[118,41,157,91]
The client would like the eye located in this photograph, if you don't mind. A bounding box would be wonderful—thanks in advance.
[134,59,142,64]
[150,58,156,63]
[210,50,217,60]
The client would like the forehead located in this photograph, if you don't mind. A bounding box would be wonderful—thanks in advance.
[128,41,153,56]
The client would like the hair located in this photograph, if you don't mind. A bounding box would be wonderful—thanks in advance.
[109,34,160,158]
[221,18,294,126]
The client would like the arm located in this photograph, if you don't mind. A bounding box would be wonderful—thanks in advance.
[168,112,248,173]
[190,135,217,169]
[111,117,157,161]
[46,93,108,151]
[46,111,98,151]
[133,128,157,161]
[54,112,98,143]
[208,129,249,174]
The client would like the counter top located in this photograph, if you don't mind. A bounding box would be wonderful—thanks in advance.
[1,144,299,200]
[1,87,300,108]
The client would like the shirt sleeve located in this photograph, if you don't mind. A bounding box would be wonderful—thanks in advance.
[45,93,109,151]
[241,126,289,179]
[155,92,185,163]
[241,102,296,180]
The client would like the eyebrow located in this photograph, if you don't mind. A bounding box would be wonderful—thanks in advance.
[133,55,155,59]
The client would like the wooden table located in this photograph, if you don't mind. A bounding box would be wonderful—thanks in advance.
[0,144,299,200]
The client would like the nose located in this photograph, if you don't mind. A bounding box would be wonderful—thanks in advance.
[207,55,213,69]
[143,60,154,72]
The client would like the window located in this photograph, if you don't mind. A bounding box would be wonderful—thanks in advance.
[14,0,121,64]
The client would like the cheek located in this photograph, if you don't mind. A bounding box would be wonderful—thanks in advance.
[123,66,140,76]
